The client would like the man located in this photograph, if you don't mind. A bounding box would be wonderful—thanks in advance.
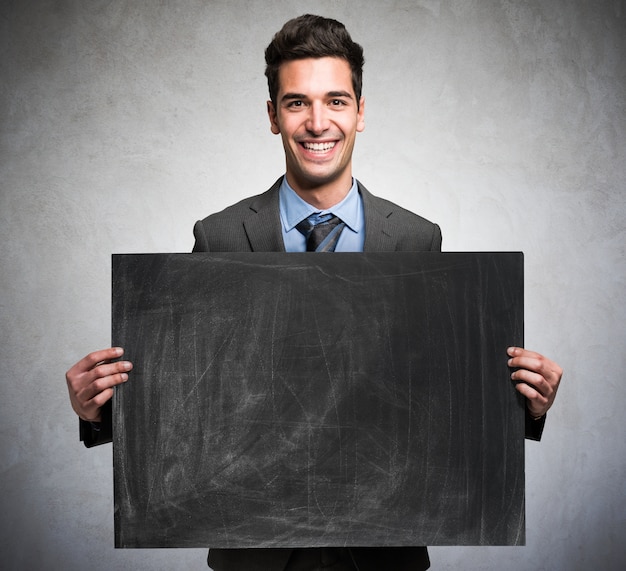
[66,14,562,571]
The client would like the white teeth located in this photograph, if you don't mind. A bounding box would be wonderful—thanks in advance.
[303,141,336,152]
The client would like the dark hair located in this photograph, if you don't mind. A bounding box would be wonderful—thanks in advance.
[264,14,364,106]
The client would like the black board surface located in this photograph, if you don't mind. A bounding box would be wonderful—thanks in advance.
[112,252,525,548]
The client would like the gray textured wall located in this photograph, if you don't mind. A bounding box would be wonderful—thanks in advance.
[1,1,624,569]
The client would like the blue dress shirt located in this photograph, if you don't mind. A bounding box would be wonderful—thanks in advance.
[278,177,365,253]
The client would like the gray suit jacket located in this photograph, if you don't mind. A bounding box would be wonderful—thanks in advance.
[192,178,442,254]
[193,178,439,571]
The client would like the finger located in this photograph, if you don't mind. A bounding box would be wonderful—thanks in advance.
[74,387,115,422]
[67,353,131,395]
[511,368,552,397]
[507,349,562,382]
[88,387,116,409]
[507,346,542,360]
[66,348,122,388]
[85,360,133,386]
[508,353,543,375]
[514,383,548,416]
[78,370,130,403]
[72,370,129,422]
[77,347,125,373]
[514,380,543,402]
[511,357,554,379]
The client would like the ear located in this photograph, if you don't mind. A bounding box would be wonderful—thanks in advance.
[267,100,280,135]
[356,97,365,133]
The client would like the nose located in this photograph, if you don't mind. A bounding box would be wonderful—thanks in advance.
[305,102,329,135]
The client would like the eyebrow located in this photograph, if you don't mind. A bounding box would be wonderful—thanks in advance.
[281,93,307,102]
[327,90,354,99]
[280,90,354,103]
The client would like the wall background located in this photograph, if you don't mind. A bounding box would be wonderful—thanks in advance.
[1,1,624,569]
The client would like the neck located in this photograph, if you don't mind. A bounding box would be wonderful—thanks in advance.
[286,172,354,210]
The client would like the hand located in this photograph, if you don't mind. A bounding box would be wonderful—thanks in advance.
[508,347,562,419]
[65,347,132,422]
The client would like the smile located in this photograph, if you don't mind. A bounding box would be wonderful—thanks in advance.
[301,141,336,152]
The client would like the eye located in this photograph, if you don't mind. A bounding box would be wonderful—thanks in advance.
[330,99,347,106]
[286,100,304,108]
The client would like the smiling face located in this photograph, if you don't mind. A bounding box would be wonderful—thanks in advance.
[267,57,365,208]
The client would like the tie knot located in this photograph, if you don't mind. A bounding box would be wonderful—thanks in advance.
[296,213,346,252]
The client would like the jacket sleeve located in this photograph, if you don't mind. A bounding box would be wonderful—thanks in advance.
[525,408,546,441]
[430,223,443,252]
[80,400,112,447]
[192,219,210,252]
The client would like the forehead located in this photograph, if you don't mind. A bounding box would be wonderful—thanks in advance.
[277,57,354,97]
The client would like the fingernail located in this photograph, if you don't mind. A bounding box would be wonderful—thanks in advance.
[121,373,128,382]
[114,347,124,356]
[507,347,515,356]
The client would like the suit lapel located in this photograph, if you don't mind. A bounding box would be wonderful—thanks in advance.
[359,182,398,252]
[243,178,286,252]
[246,178,397,253]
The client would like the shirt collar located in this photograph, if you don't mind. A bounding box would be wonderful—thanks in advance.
[279,177,362,233]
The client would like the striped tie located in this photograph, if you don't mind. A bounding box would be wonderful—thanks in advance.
[296,213,346,252]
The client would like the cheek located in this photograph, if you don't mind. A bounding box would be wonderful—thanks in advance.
[342,118,360,137]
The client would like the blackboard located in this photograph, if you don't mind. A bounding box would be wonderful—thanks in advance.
[112,252,525,548]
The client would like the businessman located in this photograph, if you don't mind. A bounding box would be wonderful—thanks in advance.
[66,14,563,571]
